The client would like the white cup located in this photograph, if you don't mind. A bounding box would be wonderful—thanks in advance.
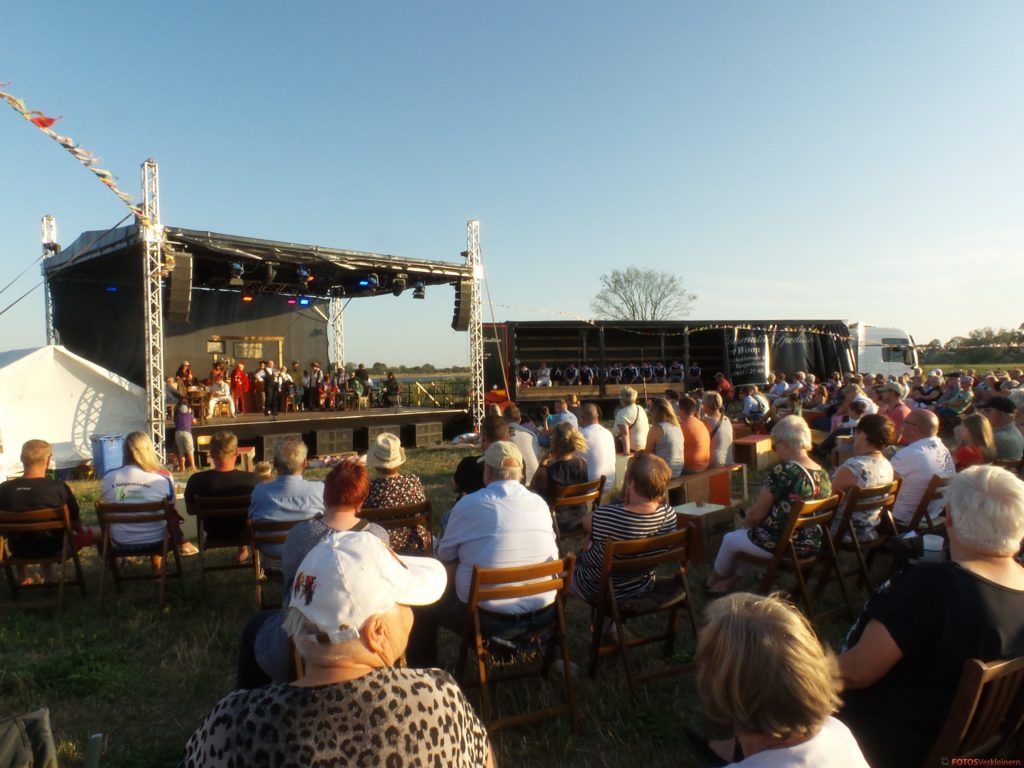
[922,534,944,552]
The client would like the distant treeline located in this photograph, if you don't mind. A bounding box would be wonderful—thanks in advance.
[919,326,1024,366]
[342,362,470,375]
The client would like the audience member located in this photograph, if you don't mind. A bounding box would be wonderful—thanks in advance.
[678,396,711,474]
[614,386,649,455]
[889,410,955,525]
[185,532,493,767]
[173,404,196,472]
[829,414,895,543]
[644,397,684,478]
[408,441,558,667]
[502,405,541,484]
[876,381,911,443]
[953,412,996,471]
[702,391,734,467]
[451,414,508,500]
[696,593,868,767]
[740,384,770,426]
[837,466,1024,768]
[978,396,1024,462]
[363,432,429,553]
[549,398,579,430]
[248,438,323,558]
[707,417,830,593]
[531,422,589,531]
[578,403,616,487]
[184,431,259,564]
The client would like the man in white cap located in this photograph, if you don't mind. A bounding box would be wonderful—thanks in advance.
[183,532,494,767]
[407,440,559,667]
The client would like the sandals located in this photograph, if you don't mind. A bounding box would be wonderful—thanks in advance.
[178,541,199,557]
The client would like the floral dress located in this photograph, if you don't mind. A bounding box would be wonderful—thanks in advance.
[748,461,832,557]
[363,474,429,553]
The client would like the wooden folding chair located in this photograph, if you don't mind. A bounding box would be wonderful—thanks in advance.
[95,500,182,608]
[886,474,949,535]
[547,476,605,555]
[831,479,901,592]
[923,656,1024,766]
[587,527,699,702]
[248,518,304,609]
[0,505,86,613]
[188,494,252,583]
[358,500,433,553]
[456,554,579,733]
[735,494,854,625]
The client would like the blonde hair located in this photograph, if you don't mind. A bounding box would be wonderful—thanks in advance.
[770,415,812,452]
[550,422,587,455]
[650,398,680,427]
[254,461,274,482]
[959,413,996,464]
[20,439,52,469]
[697,592,841,740]
[123,431,162,473]
[703,391,723,414]
[946,465,1024,556]
[209,431,239,459]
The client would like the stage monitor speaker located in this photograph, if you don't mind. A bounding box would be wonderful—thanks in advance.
[167,251,193,324]
[451,278,472,331]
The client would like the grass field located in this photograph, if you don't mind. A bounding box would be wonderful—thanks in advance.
[0,446,861,767]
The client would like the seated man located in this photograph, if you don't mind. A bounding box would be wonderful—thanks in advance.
[248,438,324,558]
[451,415,508,502]
[978,396,1024,461]
[686,362,702,390]
[503,405,540,485]
[383,372,401,406]
[184,532,494,767]
[408,441,559,667]
[579,403,616,486]
[184,431,259,563]
[564,363,579,385]
[516,363,533,388]
[740,384,771,426]
[535,362,552,387]
[579,363,594,386]
[206,375,235,419]
[678,396,711,474]
[548,399,579,430]
[343,371,363,409]
[0,439,85,584]
[889,410,955,526]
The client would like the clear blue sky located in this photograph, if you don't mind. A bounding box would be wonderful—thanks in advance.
[2,2,1022,366]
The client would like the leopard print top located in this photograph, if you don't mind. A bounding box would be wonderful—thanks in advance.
[181,667,489,767]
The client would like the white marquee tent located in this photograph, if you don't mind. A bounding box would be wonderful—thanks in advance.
[0,345,146,479]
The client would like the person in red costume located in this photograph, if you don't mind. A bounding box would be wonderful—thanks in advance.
[231,361,250,414]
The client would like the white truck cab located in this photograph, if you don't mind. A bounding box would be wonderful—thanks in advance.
[849,322,918,377]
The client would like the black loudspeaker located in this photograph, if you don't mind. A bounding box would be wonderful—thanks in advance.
[451,278,472,331]
[167,251,193,324]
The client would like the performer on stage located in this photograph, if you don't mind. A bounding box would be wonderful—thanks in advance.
[263,360,282,416]
[230,362,249,414]
[306,362,324,411]
[384,372,401,407]
[207,375,236,419]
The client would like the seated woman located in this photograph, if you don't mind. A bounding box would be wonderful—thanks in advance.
[707,416,831,594]
[570,453,677,605]
[243,457,389,687]
[695,592,869,766]
[100,431,197,567]
[701,391,734,467]
[188,533,494,767]
[952,412,996,471]
[837,465,1024,768]
[829,413,895,543]
[531,422,589,532]
[362,432,429,552]
[644,398,685,478]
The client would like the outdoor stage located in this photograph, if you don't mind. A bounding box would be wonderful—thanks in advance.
[173,406,469,461]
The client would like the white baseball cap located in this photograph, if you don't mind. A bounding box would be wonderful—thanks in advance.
[283,531,447,644]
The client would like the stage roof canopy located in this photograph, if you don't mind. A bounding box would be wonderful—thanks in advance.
[45,225,473,300]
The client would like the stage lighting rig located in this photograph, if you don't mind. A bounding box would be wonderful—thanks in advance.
[413,280,426,299]
[229,262,244,286]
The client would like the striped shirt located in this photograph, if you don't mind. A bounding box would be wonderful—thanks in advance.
[572,503,677,603]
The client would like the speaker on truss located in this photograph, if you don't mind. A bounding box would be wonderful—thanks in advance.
[167,251,193,324]
[451,278,472,331]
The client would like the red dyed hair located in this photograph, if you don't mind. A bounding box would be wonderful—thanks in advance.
[324,458,370,509]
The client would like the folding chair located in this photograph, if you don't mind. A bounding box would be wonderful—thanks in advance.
[830,479,901,592]
[734,494,854,625]
[923,656,1024,766]
[358,500,433,553]
[456,554,579,733]
[546,476,605,555]
[0,505,86,613]
[188,494,252,583]
[886,474,949,535]
[95,500,182,608]
[248,518,304,609]
[587,527,699,701]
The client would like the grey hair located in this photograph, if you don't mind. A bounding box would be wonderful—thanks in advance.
[946,465,1024,557]
[274,438,308,475]
[770,415,812,452]
[485,462,522,483]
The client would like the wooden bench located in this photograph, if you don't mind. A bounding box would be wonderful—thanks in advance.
[733,434,778,471]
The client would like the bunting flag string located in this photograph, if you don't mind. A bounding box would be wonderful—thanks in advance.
[0,83,149,227]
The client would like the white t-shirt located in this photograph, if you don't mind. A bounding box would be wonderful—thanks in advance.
[729,717,869,767]
[101,464,175,546]
[437,480,558,612]
[580,423,617,486]
[890,436,955,523]
[507,426,541,485]
[614,403,649,453]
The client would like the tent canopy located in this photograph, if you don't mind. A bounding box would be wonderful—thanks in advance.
[0,345,146,478]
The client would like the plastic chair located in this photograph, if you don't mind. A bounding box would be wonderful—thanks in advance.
[188,494,252,583]
[456,554,579,733]
[95,500,183,608]
[0,505,86,613]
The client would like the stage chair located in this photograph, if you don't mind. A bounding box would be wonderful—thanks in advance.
[587,527,699,702]
[0,505,87,614]
[248,518,304,609]
[188,495,252,583]
[358,500,433,554]
[456,554,579,734]
[924,656,1024,766]
[546,477,605,556]
[95,500,183,608]
[830,479,901,592]
[734,494,854,626]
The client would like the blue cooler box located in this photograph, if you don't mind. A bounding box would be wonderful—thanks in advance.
[90,434,125,478]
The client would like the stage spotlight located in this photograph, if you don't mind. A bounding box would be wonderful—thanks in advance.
[392,274,408,297]
[241,291,254,303]
[358,273,379,290]
[229,261,244,286]
[297,266,310,283]
[105,285,118,293]
[287,298,297,305]
[413,280,425,299]
[298,297,311,306]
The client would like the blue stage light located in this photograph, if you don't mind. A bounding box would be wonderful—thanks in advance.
[105,286,118,293]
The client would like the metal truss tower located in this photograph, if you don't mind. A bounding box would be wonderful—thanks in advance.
[329,296,345,371]
[140,159,168,462]
[40,215,58,344]
[466,220,485,431]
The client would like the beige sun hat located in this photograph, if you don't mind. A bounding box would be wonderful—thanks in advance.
[366,432,406,469]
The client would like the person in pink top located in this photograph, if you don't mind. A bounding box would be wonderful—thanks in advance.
[877,381,912,444]
[678,396,710,473]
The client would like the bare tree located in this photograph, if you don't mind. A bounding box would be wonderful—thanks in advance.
[591,267,697,321]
